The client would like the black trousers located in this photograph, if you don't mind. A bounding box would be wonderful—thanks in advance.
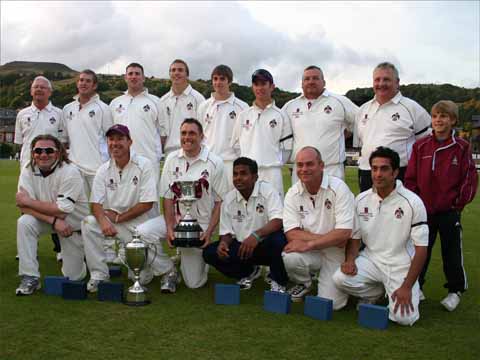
[358,166,407,193]
[419,210,467,293]
[202,231,288,286]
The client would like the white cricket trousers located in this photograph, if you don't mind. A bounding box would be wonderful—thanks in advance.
[17,214,87,280]
[282,249,348,310]
[333,253,421,326]
[138,216,209,289]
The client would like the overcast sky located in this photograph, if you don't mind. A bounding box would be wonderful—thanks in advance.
[1,1,479,94]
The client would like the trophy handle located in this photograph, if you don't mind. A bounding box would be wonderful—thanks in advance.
[146,243,158,268]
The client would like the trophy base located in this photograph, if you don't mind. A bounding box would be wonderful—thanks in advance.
[172,239,205,248]
[124,299,151,306]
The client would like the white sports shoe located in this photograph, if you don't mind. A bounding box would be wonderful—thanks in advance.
[287,283,312,302]
[441,292,461,312]
[270,280,286,293]
[87,279,102,293]
[237,266,262,290]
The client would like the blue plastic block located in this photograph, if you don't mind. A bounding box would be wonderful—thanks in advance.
[98,282,124,303]
[358,304,389,330]
[108,265,122,278]
[263,291,291,314]
[62,280,87,300]
[215,284,240,305]
[304,296,333,321]
[44,276,69,296]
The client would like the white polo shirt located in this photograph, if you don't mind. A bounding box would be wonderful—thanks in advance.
[160,146,228,229]
[231,102,292,168]
[353,180,428,266]
[220,180,283,242]
[63,94,113,176]
[282,90,358,166]
[110,89,164,171]
[198,93,248,161]
[159,84,206,154]
[91,152,158,225]
[355,92,430,170]
[283,174,354,259]
[15,102,65,168]
[18,162,90,226]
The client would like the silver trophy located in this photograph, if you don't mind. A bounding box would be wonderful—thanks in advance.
[121,229,157,306]
[171,180,204,248]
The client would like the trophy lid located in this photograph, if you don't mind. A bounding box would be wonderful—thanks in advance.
[126,228,146,249]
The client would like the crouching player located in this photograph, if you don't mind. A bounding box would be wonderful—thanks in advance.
[405,100,478,311]
[203,157,288,292]
[15,135,89,295]
[333,147,428,326]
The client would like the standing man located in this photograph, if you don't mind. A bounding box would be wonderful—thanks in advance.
[15,75,65,260]
[140,118,228,292]
[405,101,478,311]
[81,124,167,292]
[160,59,205,155]
[15,76,65,169]
[63,69,113,194]
[15,135,89,295]
[198,65,248,188]
[282,65,358,180]
[333,147,428,326]
[282,147,354,308]
[203,157,288,292]
[355,62,431,192]
[231,69,292,196]
[110,63,164,187]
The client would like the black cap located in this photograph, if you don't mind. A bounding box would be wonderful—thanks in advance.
[252,69,273,84]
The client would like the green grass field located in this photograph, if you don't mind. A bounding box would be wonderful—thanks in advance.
[0,160,478,360]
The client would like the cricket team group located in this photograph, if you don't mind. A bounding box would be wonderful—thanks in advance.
[14,59,478,326]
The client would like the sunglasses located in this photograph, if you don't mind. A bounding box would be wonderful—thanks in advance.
[33,147,57,155]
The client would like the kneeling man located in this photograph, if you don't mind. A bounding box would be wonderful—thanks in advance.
[333,147,428,326]
[16,135,89,295]
[203,157,288,292]
[282,146,354,308]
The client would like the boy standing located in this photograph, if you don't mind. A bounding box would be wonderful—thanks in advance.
[405,100,478,311]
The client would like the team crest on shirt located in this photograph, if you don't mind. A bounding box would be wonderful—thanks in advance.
[269,119,277,128]
[173,166,182,178]
[49,117,56,124]
[292,108,303,119]
[452,156,458,166]
[299,205,309,219]
[107,178,117,191]
[143,104,150,112]
[324,198,332,210]
[89,110,95,118]
[394,207,404,219]
[242,119,251,130]
[116,104,124,113]
[132,176,139,186]
[166,106,171,116]
[201,169,209,179]
[361,114,369,124]
[229,111,236,119]
[359,207,373,221]
[233,210,245,222]
[256,204,265,214]
[204,113,212,125]
[324,105,333,114]
[187,102,193,111]
[391,112,400,121]
[66,112,73,121]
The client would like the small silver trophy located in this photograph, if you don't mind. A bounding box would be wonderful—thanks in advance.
[171,180,204,248]
[122,229,157,306]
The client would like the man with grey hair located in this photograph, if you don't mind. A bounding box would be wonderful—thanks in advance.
[282,65,358,181]
[15,75,66,261]
[355,62,431,192]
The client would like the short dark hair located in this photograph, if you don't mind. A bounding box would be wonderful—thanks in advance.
[79,69,98,84]
[233,157,258,175]
[369,146,400,170]
[126,62,144,75]
[29,134,69,170]
[181,118,203,134]
[170,59,189,76]
[211,65,233,83]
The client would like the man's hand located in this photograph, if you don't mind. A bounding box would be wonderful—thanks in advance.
[238,235,258,260]
[284,238,311,253]
[104,209,119,224]
[54,218,73,237]
[200,230,213,248]
[16,187,32,207]
[391,285,414,317]
[166,227,176,248]
[99,218,118,237]
[217,240,230,260]
[340,260,357,276]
